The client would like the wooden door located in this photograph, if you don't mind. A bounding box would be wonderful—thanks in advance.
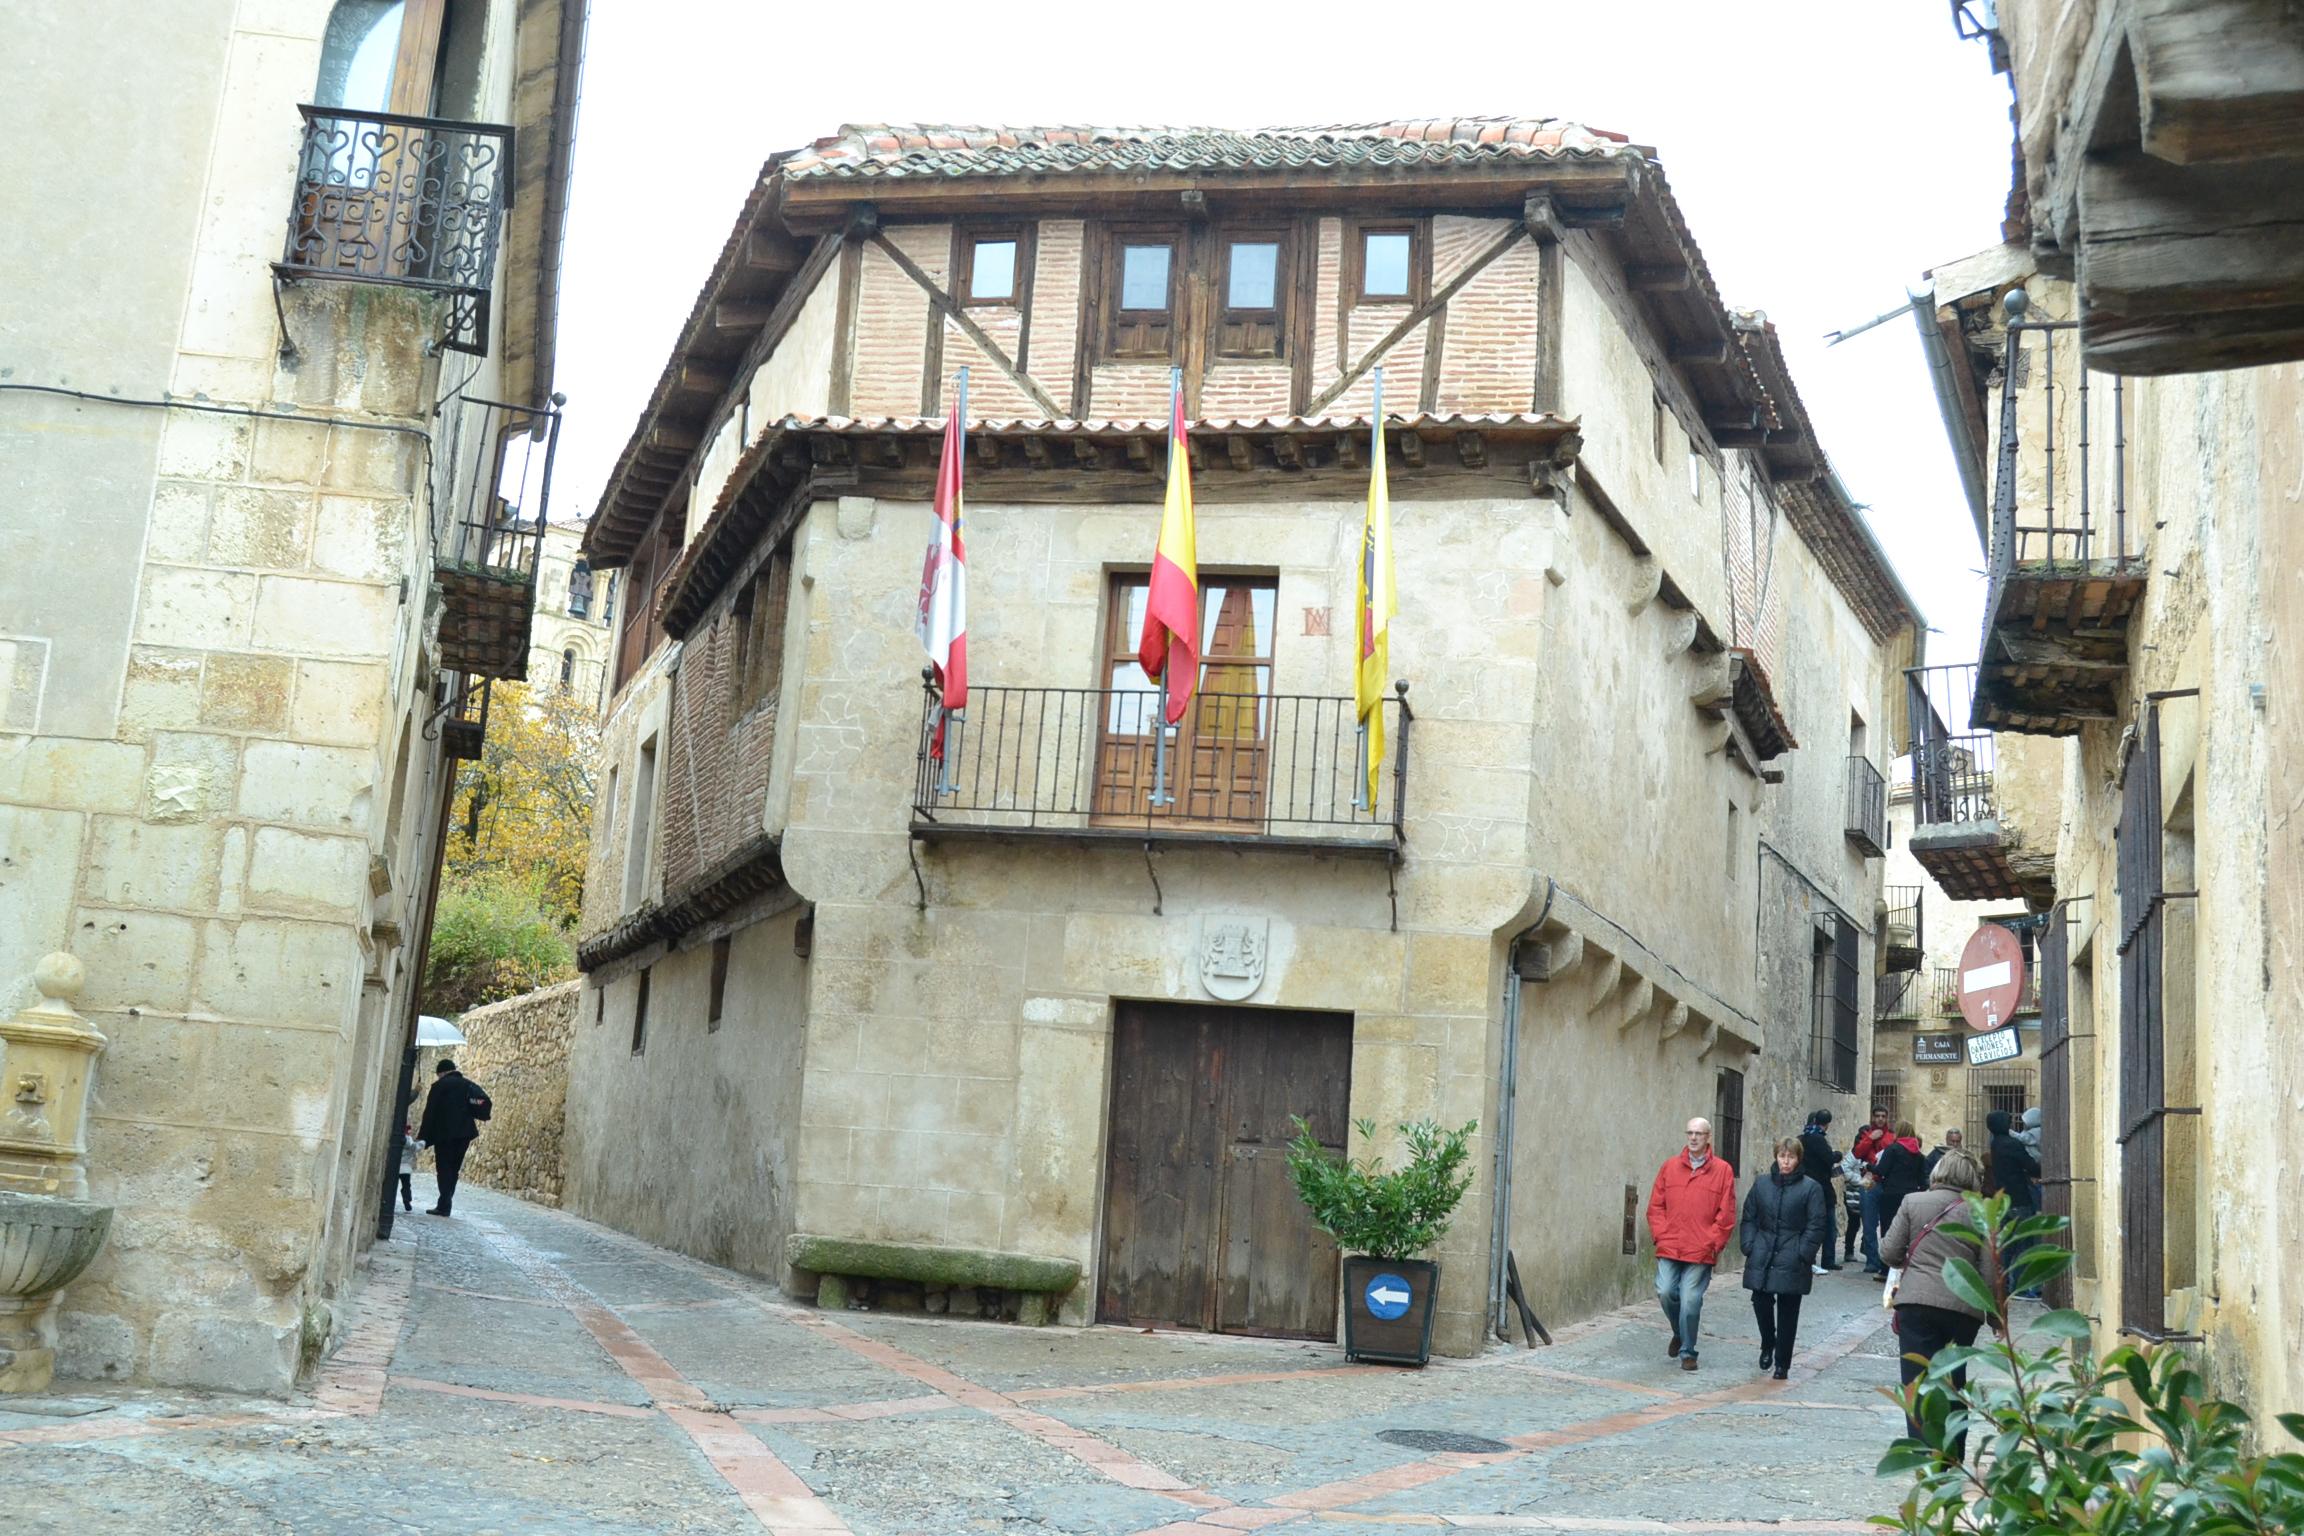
[1099,1002,1352,1339]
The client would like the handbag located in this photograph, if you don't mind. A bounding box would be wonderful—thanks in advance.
[1882,1200,1962,1309]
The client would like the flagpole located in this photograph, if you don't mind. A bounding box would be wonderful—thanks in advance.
[1354,368,1382,813]
[1149,365,1182,809]
[936,367,968,795]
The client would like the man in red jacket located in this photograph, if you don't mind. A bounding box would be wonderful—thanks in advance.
[1647,1117,1738,1371]
[1851,1105,1894,1276]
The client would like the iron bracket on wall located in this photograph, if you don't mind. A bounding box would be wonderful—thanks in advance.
[907,838,928,911]
[1142,840,1163,916]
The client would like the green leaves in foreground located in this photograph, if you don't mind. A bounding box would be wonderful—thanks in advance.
[1283,1116,1477,1261]
[1876,1193,2304,1534]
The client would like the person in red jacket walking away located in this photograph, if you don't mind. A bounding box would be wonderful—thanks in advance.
[1647,1117,1739,1371]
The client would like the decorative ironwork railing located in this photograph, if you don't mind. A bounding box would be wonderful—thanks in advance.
[1932,965,1963,1018]
[1984,297,2140,613]
[279,105,513,354]
[432,393,559,581]
[1845,755,1887,853]
[1905,662,1998,828]
[910,682,1410,847]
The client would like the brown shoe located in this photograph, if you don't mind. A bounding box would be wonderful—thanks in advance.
[1681,1353,1699,1372]
[1666,1333,1681,1357]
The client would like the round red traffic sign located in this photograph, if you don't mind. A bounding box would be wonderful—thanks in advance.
[1956,923,2027,1032]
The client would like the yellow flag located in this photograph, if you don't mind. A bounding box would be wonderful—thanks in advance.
[1356,383,1395,810]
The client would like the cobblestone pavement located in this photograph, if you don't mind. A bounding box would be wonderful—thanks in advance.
[5,1183,1935,1535]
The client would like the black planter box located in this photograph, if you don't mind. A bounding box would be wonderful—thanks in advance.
[1341,1255,1438,1366]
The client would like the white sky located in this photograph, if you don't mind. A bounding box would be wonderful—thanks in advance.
[550,1,2016,668]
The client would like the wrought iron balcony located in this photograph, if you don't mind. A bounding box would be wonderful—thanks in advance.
[432,670,490,761]
[1905,661,2025,902]
[1876,970,1922,1021]
[1845,755,1887,857]
[1932,965,1963,1019]
[277,105,513,356]
[431,395,560,681]
[1978,296,2145,735]
[1882,884,1923,973]
[910,683,1409,857]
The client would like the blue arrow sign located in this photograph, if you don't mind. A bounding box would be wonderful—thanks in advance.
[1364,1272,1413,1320]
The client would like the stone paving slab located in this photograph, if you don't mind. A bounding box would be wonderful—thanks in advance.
[6,1183,1937,1535]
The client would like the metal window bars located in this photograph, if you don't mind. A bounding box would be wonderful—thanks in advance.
[910,682,1409,848]
[278,104,514,355]
[1809,913,1859,1091]
[429,393,561,680]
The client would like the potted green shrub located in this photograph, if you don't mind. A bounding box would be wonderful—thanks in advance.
[1284,1115,1476,1367]
[1881,1196,2304,1534]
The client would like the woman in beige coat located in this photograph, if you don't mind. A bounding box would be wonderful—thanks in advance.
[1880,1148,1988,1459]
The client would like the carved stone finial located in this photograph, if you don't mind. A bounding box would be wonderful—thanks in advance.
[30,954,84,1014]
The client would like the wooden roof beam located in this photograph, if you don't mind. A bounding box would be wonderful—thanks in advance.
[746,229,803,272]
[711,300,773,332]
[1625,262,1692,292]
[1669,339,1731,365]
[676,364,731,396]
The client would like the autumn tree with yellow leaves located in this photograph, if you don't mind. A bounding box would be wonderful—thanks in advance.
[423,681,598,1013]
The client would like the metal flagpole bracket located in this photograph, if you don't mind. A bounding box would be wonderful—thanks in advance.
[1142,839,1164,915]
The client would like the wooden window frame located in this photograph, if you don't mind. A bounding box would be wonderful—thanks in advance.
[1346,220,1427,307]
[1101,224,1187,363]
[1092,570,1278,827]
[1212,226,1292,361]
[953,225,1034,310]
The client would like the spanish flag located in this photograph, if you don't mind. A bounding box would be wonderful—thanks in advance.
[1137,374,1199,725]
[1357,375,1396,809]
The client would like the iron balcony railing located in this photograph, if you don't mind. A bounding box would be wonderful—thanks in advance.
[911,682,1410,848]
[1905,662,1997,828]
[1986,297,2140,600]
[1932,965,1963,1018]
[278,105,514,355]
[1883,883,1923,970]
[1877,970,1922,1020]
[430,393,560,680]
[1845,755,1887,855]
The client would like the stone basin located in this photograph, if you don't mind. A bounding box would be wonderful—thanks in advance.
[0,1190,113,1393]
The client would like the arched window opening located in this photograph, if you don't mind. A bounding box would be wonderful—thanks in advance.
[560,648,577,690]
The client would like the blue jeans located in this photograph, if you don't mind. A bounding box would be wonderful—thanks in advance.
[1860,1186,1884,1272]
[1655,1258,1713,1359]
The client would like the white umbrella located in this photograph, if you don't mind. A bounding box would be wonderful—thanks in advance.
[415,1015,467,1048]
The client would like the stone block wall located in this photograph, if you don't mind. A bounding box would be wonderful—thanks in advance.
[450,979,579,1206]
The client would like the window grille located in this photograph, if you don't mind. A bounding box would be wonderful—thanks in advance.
[1809,912,1859,1090]
[2036,904,2087,1308]
[1714,1068,1745,1180]
[1870,1079,1901,1127]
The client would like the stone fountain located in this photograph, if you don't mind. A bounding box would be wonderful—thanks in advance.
[0,953,113,1392]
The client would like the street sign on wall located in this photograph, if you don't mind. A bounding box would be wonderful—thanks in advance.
[1957,923,2027,1032]
[1914,1032,1963,1065]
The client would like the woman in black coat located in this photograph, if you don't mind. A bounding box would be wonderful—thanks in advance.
[1875,1119,1930,1231]
[1741,1136,1830,1379]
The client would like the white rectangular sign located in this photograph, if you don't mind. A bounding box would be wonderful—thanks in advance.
[1963,960,2012,993]
[1966,1025,2022,1066]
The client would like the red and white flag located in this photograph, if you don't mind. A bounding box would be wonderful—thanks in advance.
[916,372,968,757]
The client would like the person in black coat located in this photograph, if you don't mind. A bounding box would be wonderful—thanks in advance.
[416,1059,491,1217]
[1798,1110,1841,1271]
[1987,1108,2044,1293]
[1742,1137,1830,1379]
[1874,1120,1929,1235]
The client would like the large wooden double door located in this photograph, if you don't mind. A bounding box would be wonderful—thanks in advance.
[1098,1002,1352,1339]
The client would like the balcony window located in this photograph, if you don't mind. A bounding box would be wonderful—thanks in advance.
[284,1,511,355]
[1103,230,1181,361]
[1216,232,1289,360]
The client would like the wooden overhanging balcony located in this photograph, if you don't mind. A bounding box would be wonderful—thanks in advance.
[1905,662,2025,903]
[276,104,513,355]
[1976,301,2144,736]
[432,396,561,682]
[909,682,1410,858]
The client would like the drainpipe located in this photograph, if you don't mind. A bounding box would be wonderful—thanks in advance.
[1907,286,1990,554]
[1488,878,1556,1339]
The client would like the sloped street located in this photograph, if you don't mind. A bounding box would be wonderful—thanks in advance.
[5,1180,1921,1535]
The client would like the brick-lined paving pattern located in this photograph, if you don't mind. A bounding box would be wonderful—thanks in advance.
[5,1184,1919,1534]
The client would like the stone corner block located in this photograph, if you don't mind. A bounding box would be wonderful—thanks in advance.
[148,1311,297,1396]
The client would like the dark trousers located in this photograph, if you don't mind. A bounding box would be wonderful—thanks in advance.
[1751,1291,1803,1365]
[433,1137,472,1214]
[1811,1177,1839,1267]
[397,1172,413,1209]
[1896,1302,1984,1460]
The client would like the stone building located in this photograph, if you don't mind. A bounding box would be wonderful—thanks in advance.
[525,520,617,711]
[0,0,583,1390]
[1913,1,2304,1435]
[563,119,1924,1356]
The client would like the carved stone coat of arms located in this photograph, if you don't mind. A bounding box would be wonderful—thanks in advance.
[1199,917,1269,1001]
